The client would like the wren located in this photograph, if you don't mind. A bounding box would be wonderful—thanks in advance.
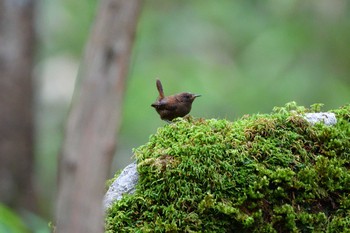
[151,79,201,121]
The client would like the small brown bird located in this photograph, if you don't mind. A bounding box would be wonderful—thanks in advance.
[151,79,201,121]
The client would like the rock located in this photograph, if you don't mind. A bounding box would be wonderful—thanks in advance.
[303,112,337,125]
[103,161,138,210]
[104,112,337,209]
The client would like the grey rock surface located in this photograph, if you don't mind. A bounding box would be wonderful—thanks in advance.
[104,112,337,209]
[303,112,337,125]
[104,161,138,210]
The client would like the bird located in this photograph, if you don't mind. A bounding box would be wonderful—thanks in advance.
[151,79,201,121]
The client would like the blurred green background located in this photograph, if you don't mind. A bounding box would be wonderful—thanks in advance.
[17,0,350,230]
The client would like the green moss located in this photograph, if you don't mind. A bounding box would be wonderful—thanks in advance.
[106,102,350,232]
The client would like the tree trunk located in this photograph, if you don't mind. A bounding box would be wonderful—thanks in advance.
[55,1,142,233]
[0,0,37,212]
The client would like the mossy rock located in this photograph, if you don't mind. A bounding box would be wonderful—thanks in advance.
[106,102,350,233]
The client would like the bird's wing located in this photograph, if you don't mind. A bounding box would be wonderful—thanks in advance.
[151,100,177,111]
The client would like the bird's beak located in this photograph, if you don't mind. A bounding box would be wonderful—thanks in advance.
[194,94,201,98]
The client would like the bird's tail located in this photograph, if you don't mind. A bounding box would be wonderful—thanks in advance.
[156,79,165,99]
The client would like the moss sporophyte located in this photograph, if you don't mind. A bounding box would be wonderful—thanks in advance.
[106,103,350,233]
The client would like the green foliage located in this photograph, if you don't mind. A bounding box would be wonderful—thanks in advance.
[106,103,350,232]
[0,204,29,233]
[0,203,51,233]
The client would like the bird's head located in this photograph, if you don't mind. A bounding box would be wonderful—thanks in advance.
[176,93,201,103]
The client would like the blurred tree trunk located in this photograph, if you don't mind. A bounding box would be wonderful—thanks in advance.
[0,0,37,212]
[56,0,142,232]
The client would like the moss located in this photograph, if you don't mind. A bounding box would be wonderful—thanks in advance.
[106,102,350,232]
